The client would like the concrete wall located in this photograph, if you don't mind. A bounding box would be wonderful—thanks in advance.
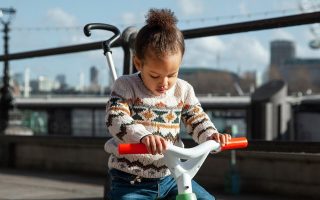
[1,135,320,199]
[0,136,107,175]
[198,151,320,199]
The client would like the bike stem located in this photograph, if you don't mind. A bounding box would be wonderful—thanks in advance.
[164,140,219,195]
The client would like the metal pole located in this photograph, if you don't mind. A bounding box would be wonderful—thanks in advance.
[0,22,13,133]
[0,7,16,134]
[105,51,118,82]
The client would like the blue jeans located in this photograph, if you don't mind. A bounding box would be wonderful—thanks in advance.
[107,169,215,200]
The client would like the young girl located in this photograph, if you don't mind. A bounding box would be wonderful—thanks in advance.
[105,8,231,200]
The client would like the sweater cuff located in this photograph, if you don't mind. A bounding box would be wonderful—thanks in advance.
[198,129,219,144]
[128,126,152,143]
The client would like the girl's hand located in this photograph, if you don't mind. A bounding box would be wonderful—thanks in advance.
[209,133,232,147]
[141,135,168,155]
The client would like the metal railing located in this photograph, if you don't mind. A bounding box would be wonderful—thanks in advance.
[1,12,320,144]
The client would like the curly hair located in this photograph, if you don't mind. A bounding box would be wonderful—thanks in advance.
[134,8,185,59]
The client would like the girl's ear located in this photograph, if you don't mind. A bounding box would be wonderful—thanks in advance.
[133,56,143,71]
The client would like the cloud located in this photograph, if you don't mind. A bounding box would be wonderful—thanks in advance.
[121,12,138,26]
[226,36,269,68]
[182,36,269,71]
[177,0,204,15]
[271,29,295,40]
[272,0,299,11]
[45,7,124,84]
[239,1,249,15]
[296,42,320,58]
[46,7,77,27]
[183,37,225,67]
[270,28,319,58]
[70,35,91,44]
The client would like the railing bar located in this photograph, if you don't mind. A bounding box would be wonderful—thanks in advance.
[183,11,320,39]
[1,12,320,61]
[0,40,122,61]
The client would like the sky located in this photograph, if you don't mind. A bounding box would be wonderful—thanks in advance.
[1,0,320,88]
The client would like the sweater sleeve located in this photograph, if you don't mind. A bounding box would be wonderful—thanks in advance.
[181,83,218,144]
[105,76,151,143]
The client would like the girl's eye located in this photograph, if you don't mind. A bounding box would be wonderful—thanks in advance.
[150,75,159,79]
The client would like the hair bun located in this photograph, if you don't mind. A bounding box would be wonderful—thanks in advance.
[146,8,177,29]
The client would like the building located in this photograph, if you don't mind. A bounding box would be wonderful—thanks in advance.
[55,74,66,87]
[29,76,60,94]
[89,66,101,93]
[269,40,320,94]
[11,73,24,96]
[270,40,295,66]
[179,68,255,96]
[90,66,99,85]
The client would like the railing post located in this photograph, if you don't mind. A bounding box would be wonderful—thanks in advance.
[121,26,138,75]
[0,20,14,134]
[248,80,291,140]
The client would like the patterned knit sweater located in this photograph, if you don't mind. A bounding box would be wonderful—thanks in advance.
[104,73,218,178]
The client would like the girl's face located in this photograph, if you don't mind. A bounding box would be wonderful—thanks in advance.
[134,50,182,96]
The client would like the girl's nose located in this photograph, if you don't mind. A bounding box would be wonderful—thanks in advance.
[160,77,168,86]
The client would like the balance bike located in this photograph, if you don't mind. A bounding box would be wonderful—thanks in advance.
[119,137,248,200]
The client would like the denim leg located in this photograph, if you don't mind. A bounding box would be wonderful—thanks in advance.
[107,169,158,200]
[191,180,215,200]
[157,176,177,199]
[162,178,215,200]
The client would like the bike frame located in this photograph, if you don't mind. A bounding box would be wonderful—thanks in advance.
[119,137,248,200]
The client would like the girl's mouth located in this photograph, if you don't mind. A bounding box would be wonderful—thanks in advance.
[157,87,166,93]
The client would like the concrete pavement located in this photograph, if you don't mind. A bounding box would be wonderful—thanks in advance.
[0,168,298,200]
[0,168,104,200]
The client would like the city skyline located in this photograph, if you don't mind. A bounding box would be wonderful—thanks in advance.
[1,0,320,87]
[8,65,107,95]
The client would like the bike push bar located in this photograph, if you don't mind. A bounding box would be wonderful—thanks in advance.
[83,23,121,82]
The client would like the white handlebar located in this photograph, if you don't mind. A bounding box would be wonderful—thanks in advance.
[118,138,248,194]
[164,140,220,194]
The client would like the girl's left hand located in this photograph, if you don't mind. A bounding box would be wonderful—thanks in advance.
[209,133,232,147]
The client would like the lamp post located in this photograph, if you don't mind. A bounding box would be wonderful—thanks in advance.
[0,7,16,134]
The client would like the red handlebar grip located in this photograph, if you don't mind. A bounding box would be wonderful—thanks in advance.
[118,137,248,154]
[221,137,248,151]
[118,143,148,154]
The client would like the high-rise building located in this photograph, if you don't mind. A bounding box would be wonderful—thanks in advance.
[269,40,320,93]
[24,68,30,97]
[90,66,99,85]
[270,40,295,66]
[55,74,67,90]
[78,72,85,92]
[56,74,66,86]
[36,76,60,92]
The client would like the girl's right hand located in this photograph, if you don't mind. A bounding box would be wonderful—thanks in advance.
[141,135,167,155]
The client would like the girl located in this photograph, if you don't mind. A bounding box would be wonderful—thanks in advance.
[105,8,231,200]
